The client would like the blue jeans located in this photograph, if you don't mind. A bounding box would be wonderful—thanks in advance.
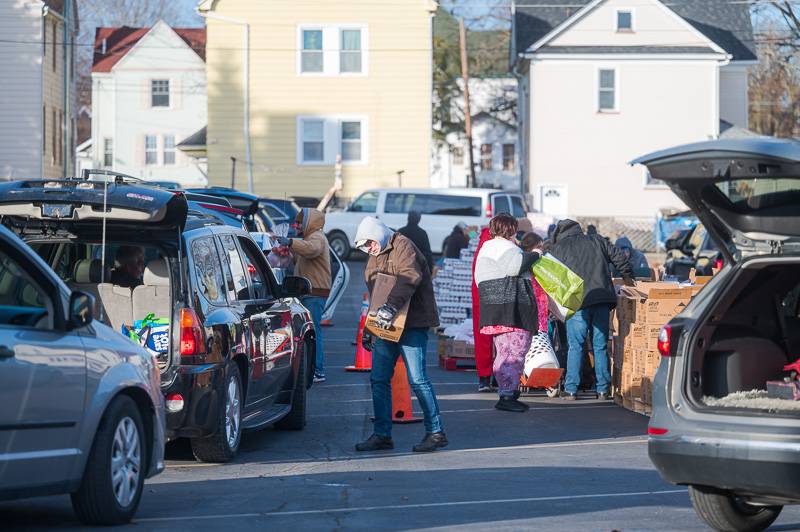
[565,304,612,395]
[302,296,327,375]
[370,328,443,437]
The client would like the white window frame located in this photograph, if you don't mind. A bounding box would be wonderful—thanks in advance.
[144,134,159,166]
[150,79,171,109]
[597,67,619,113]
[480,143,493,171]
[296,115,369,166]
[615,9,634,33]
[339,120,364,163]
[163,134,176,166]
[296,24,368,77]
[502,143,515,172]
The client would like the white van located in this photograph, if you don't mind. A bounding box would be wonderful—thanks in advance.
[324,188,528,258]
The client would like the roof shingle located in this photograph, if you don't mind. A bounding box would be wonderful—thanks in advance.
[92,25,206,73]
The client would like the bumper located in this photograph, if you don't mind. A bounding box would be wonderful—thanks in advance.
[163,363,225,440]
[649,435,800,502]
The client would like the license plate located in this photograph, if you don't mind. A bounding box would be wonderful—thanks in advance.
[41,203,74,219]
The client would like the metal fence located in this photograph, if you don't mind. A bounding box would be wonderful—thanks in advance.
[575,216,656,252]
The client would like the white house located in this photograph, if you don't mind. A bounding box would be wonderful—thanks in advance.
[0,0,78,180]
[511,0,756,219]
[91,21,208,187]
[432,78,521,191]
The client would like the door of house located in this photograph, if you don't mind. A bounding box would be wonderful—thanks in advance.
[538,185,568,217]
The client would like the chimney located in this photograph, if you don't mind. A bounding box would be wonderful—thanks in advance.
[101,38,107,55]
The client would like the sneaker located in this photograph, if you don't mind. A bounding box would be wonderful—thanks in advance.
[596,392,611,401]
[313,373,326,383]
[478,376,493,393]
[495,396,528,412]
[412,432,448,452]
[355,434,394,452]
[561,392,577,401]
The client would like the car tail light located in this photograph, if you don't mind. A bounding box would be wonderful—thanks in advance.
[648,426,668,436]
[165,393,185,413]
[485,202,493,218]
[657,325,672,357]
[714,257,724,270]
[180,308,207,363]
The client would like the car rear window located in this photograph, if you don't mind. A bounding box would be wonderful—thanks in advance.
[510,196,526,217]
[716,178,800,212]
[191,237,226,306]
[492,195,510,215]
[385,193,481,217]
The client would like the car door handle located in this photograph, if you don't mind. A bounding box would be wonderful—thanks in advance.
[0,345,14,358]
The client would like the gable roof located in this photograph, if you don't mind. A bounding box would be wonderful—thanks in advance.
[92,25,206,73]
[513,0,756,61]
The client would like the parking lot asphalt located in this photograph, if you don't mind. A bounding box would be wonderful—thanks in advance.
[3,259,800,531]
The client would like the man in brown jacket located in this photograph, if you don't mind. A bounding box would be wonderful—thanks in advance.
[277,208,331,382]
[352,216,447,453]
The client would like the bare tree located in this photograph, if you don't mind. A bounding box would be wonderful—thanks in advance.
[750,28,800,137]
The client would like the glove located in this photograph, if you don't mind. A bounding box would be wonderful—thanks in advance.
[361,330,375,352]
[275,236,291,247]
[370,303,398,330]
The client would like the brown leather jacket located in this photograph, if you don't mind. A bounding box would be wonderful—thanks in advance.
[364,232,439,330]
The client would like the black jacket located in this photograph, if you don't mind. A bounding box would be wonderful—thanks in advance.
[398,223,434,273]
[549,220,633,309]
[444,227,469,259]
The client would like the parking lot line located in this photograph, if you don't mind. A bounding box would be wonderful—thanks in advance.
[309,404,618,417]
[136,488,685,523]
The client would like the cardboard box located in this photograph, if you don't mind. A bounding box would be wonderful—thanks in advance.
[645,349,661,378]
[632,349,647,377]
[366,273,411,342]
[445,339,475,359]
[622,282,692,324]
[631,324,661,352]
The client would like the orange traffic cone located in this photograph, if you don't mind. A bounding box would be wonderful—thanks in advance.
[345,294,372,372]
[391,358,422,424]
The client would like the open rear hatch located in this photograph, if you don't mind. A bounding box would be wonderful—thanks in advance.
[0,178,188,239]
[632,138,800,261]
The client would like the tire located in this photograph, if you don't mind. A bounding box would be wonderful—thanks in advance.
[191,363,243,463]
[71,395,147,525]
[328,232,351,260]
[276,342,308,431]
[689,485,782,532]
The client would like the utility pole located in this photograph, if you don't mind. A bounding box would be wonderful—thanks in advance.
[230,157,237,188]
[459,17,476,189]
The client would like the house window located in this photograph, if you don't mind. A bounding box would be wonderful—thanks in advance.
[617,10,633,32]
[163,135,176,165]
[52,21,57,72]
[598,69,617,112]
[452,146,463,166]
[145,135,158,165]
[151,80,170,107]
[502,144,515,171]
[103,138,113,167]
[480,144,493,171]
[301,29,323,73]
[301,120,324,162]
[341,121,362,162]
[340,29,362,73]
[51,109,56,163]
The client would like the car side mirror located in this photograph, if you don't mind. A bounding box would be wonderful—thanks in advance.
[69,291,94,329]
[282,276,311,298]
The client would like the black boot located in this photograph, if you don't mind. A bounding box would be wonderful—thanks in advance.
[355,434,394,452]
[512,390,530,410]
[495,396,528,413]
[412,432,449,452]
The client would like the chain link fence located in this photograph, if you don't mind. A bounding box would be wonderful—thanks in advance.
[575,216,656,252]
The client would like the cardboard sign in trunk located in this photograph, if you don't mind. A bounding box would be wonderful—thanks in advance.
[366,273,410,343]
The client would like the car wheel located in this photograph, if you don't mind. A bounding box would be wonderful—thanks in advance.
[689,485,782,532]
[276,341,308,431]
[71,395,146,525]
[191,363,243,463]
[328,231,351,260]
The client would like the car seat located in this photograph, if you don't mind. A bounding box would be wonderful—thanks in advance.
[132,259,171,322]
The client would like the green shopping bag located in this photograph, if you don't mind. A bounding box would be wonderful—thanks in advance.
[531,253,585,321]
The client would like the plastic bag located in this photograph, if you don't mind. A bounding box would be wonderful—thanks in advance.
[524,331,559,378]
[122,313,170,355]
[531,253,585,321]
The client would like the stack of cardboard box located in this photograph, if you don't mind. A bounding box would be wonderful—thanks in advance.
[612,282,694,415]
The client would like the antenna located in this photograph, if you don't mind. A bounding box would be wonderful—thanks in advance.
[99,177,108,323]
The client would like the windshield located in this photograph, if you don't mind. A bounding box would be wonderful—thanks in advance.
[715,178,800,212]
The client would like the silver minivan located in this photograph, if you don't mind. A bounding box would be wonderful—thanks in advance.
[0,225,165,525]
[634,138,800,532]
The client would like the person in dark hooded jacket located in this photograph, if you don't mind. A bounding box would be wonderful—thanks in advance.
[398,211,434,273]
[614,237,651,278]
[549,219,634,400]
[444,222,470,259]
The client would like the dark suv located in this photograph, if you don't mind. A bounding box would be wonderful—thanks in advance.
[0,175,315,463]
[633,138,800,531]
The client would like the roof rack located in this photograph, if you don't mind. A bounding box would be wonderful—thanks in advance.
[81,168,145,184]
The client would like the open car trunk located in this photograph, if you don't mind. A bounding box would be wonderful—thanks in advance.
[686,257,800,415]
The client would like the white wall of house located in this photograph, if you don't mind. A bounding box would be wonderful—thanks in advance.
[0,2,43,179]
[91,22,207,186]
[719,64,750,128]
[527,58,720,218]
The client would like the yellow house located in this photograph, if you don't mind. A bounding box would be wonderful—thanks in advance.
[198,0,437,200]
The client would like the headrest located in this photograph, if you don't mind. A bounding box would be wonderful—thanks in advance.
[143,259,169,287]
[73,259,104,283]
